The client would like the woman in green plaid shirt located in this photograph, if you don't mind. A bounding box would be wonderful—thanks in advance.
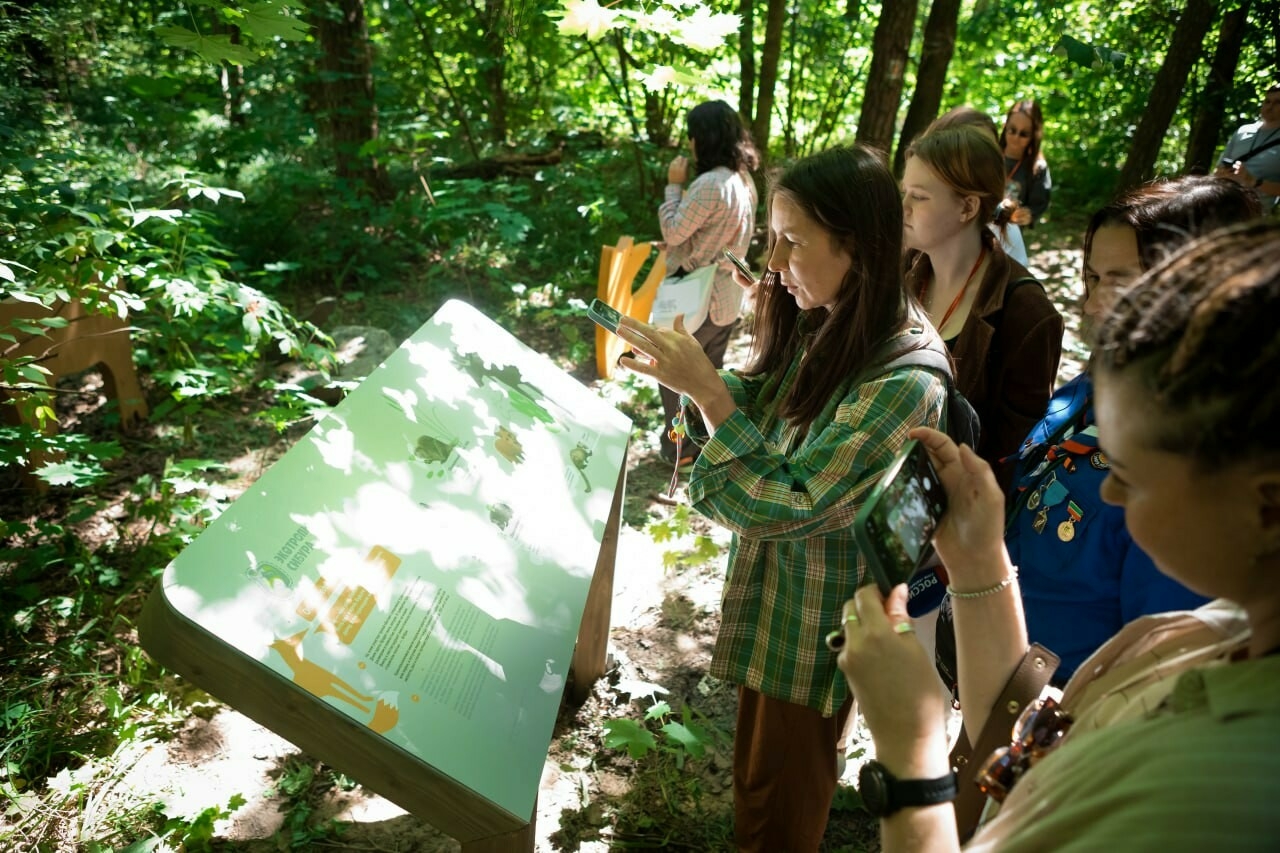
[617,144,947,851]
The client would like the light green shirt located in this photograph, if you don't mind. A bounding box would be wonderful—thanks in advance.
[969,601,1280,851]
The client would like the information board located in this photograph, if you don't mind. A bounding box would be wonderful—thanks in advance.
[145,299,631,825]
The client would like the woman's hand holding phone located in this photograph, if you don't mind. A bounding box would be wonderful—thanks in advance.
[724,249,757,288]
[907,426,1012,592]
[613,314,737,430]
[836,584,952,778]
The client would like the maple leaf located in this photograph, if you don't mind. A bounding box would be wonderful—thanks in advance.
[671,7,739,52]
[547,0,619,41]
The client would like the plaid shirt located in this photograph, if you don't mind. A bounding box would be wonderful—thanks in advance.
[685,336,946,715]
[659,167,757,327]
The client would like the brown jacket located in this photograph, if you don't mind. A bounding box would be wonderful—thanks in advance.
[905,247,1063,487]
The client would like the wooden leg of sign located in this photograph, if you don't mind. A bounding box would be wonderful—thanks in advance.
[570,452,627,705]
[460,800,536,853]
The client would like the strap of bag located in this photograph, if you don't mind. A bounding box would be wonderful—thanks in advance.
[1231,132,1280,165]
[948,642,1060,841]
[859,321,955,384]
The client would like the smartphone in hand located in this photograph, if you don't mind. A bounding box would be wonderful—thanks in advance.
[587,298,624,333]
[723,249,756,283]
[852,439,947,596]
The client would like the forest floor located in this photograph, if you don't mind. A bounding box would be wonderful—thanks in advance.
[4,224,1087,853]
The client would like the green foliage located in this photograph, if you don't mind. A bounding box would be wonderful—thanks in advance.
[157,1,309,66]
[152,793,248,852]
[647,504,723,571]
[604,698,719,770]
[266,759,354,850]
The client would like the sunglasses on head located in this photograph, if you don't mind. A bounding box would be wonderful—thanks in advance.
[1008,128,1032,139]
[976,695,1074,803]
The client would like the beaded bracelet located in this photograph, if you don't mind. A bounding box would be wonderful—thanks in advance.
[947,567,1019,600]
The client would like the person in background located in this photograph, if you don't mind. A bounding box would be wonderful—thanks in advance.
[616,145,946,852]
[999,99,1051,229]
[1214,83,1280,212]
[929,106,1028,265]
[1001,175,1260,684]
[901,124,1063,488]
[657,100,759,470]
[838,220,1280,852]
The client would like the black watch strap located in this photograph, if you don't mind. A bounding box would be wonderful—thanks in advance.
[859,760,958,818]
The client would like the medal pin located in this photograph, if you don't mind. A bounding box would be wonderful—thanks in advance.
[1057,500,1083,542]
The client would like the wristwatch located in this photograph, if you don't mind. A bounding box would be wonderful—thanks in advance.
[858,760,958,818]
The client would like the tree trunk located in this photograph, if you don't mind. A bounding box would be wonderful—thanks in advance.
[311,0,390,197]
[751,0,786,157]
[738,0,755,126]
[892,0,961,177]
[1116,0,1217,193]
[855,0,920,157]
[479,0,508,144]
[221,25,245,127]
[1183,1,1250,174]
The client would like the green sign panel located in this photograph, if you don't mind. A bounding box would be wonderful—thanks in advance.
[157,300,631,818]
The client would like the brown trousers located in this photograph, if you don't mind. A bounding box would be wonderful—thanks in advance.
[733,686,854,853]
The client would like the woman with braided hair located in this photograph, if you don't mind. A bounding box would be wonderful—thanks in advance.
[836,220,1280,851]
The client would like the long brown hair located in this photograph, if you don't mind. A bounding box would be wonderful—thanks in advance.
[745,145,907,431]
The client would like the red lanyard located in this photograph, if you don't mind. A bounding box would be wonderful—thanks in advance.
[921,246,986,332]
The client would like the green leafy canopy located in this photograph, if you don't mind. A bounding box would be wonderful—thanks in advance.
[157,1,309,66]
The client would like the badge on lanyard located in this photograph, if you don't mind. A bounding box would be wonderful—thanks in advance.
[1057,500,1083,542]
[1033,506,1050,535]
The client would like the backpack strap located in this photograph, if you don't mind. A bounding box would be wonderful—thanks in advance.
[882,344,956,379]
[859,320,957,385]
[949,643,1060,841]
[1231,133,1280,165]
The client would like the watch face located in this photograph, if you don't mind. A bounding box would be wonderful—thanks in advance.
[858,761,892,816]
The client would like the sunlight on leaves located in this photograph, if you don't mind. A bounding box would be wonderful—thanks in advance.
[669,7,739,52]
[548,0,620,40]
[129,208,185,227]
[603,718,659,759]
[636,64,704,91]
[36,460,109,488]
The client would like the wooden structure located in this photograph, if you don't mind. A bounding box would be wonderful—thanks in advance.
[595,237,666,380]
[139,300,631,852]
[0,296,148,428]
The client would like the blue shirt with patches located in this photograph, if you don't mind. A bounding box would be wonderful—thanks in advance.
[1005,373,1210,683]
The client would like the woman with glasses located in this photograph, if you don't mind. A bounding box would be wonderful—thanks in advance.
[901,124,1063,487]
[615,145,947,852]
[999,99,1050,229]
[836,220,1280,851]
